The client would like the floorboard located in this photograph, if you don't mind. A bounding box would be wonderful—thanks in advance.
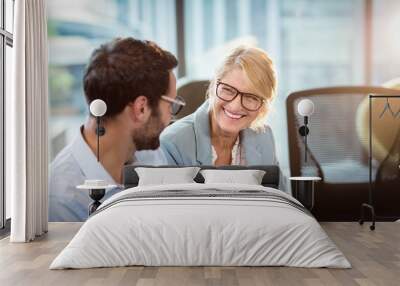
[0,222,399,286]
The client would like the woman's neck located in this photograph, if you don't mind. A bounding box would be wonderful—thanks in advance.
[209,112,239,168]
[82,119,134,184]
[210,112,238,149]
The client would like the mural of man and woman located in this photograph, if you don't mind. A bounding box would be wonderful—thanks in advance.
[49,37,279,221]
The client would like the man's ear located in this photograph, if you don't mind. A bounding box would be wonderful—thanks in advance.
[128,96,151,124]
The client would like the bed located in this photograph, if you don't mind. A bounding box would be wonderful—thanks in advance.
[50,165,350,269]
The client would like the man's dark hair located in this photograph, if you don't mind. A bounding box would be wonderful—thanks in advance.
[83,37,178,117]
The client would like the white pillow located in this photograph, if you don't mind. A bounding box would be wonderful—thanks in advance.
[200,169,266,185]
[135,167,200,186]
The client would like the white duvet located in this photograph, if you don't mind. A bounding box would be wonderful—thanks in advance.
[50,183,351,269]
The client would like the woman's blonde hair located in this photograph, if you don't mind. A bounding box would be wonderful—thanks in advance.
[207,46,277,131]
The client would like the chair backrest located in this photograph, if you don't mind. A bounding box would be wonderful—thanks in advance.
[286,86,400,184]
[175,79,210,119]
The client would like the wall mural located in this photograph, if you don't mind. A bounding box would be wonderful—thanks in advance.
[47,0,400,222]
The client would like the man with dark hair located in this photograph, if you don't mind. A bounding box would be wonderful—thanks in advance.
[49,38,184,221]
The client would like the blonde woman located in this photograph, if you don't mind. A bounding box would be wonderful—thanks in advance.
[160,46,278,166]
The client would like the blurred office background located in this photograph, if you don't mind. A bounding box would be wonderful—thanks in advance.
[47,0,400,165]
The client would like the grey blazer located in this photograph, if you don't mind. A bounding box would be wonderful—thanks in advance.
[160,100,278,166]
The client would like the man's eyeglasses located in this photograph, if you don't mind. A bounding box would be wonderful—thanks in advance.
[216,81,265,111]
[161,95,186,115]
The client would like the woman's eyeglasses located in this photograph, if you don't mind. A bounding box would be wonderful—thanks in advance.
[216,81,265,111]
[161,95,186,115]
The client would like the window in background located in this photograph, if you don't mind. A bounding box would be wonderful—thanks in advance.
[1,0,14,230]
[5,44,12,221]
[184,0,366,98]
[0,3,3,229]
[47,0,177,161]
[225,0,238,41]
[46,0,400,175]
[279,0,365,97]
[372,0,400,85]
[5,0,13,33]
[184,0,266,79]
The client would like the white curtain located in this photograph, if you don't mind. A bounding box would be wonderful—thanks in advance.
[8,0,49,242]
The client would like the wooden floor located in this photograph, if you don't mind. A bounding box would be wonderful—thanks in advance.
[0,222,399,286]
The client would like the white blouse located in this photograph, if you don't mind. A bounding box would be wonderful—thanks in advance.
[211,137,246,165]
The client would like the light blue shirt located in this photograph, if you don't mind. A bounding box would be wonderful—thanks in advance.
[160,100,278,166]
[49,126,167,222]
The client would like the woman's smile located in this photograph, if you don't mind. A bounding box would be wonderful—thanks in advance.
[222,107,246,120]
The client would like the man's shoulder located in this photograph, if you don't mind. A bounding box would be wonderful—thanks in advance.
[49,144,86,202]
[50,144,81,178]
